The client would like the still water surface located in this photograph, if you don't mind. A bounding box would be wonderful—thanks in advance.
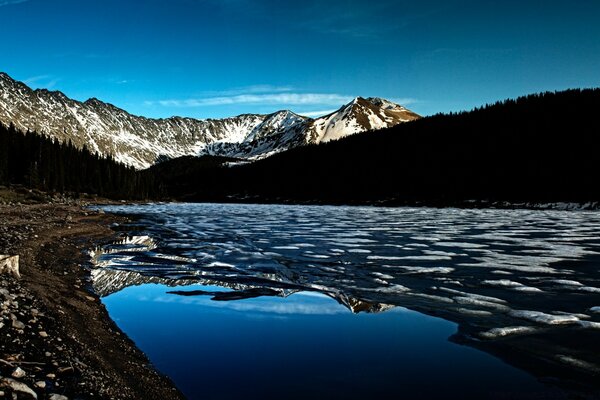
[93,203,600,399]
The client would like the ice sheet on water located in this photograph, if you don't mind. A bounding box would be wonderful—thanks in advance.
[93,203,600,370]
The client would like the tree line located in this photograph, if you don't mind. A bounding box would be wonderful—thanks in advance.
[0,123,162,200]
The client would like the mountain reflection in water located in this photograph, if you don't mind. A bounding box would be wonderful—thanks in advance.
[92,203,600,398]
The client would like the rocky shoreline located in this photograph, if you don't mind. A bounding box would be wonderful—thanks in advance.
[0,191,184,399]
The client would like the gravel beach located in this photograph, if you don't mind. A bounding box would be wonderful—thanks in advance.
[0,188,184,399]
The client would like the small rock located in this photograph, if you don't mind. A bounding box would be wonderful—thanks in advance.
[0,377,37,399]
[0,255,20,279]
[49,394,68,400]
[46,373,56,379]
[11,367,26,378]
[39,331,48,338]
[57,366,74,375]
[34,381,46,389]
[12,319,25,330]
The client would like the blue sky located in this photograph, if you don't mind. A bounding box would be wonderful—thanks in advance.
[1,0,599,119]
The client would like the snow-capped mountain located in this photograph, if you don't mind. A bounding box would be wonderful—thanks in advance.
[0,72,420,169]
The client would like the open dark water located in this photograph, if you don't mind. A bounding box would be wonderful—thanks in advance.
[92,203,600,400]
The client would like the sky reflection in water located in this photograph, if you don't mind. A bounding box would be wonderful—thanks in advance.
[105,283,555,400]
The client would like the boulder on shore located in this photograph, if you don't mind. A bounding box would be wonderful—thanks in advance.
[0,255,20,279]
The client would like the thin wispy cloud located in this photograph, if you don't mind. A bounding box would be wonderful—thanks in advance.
[0,0,28,7]
[146,93,354,108]
[299,109,337,118]
[389,97,420,106]
[23,75,59,89]
[23,75,50,85]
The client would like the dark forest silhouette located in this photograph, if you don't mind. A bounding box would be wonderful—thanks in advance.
[0,123,161,200]
[151,88,600,205]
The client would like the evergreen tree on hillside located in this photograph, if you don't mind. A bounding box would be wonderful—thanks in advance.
[0,122,162,200]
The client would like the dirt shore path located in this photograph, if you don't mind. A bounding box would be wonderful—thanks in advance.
[0,201,185,399]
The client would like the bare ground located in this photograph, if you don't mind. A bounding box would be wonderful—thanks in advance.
[0,193,185,399]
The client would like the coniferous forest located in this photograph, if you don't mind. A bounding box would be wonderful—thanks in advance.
[151,88,600,205]
[0,123,161,200]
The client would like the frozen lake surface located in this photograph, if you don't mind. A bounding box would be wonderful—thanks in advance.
[93,203,600,399]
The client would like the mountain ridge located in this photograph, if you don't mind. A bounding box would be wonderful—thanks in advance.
[0,72,419,169]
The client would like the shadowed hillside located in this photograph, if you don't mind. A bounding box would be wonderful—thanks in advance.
[151,89,600,206]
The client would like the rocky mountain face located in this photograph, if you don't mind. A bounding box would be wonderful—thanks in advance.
[0,72,420,169]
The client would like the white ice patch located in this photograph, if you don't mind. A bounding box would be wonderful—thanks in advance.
[509,310,580,325]
[435,241,488,249]
[372,272,395,280]
[555,355,600,373]
[549,279,584,286]
[457,308,493,317]
[398,266,454,274]
[482,279,524,287]
[206,261,237,269]
[371,284,410,294]
[410,293,455,303]
[578,321,600,329]
[578,286,600,293]
[479,326,539,339]
[482,279,543,292]
[453,297,511,311]
[437,287,507,304]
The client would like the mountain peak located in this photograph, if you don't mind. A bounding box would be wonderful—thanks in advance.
[0,71,419,169]
[307,96,420,143]
[84,97,102,105]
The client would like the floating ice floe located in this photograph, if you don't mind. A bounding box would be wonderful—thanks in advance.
[454,297,511,311]
[479,326,539,339]
[509,310,580,325]
[577,321,600,329]
[370,284,410,294]
[437,287,507,304]
[481,280,543,292]
[578,286,600,293]
[555,355,600,373]
[409,293,454,303]
[457,308,493,317]
[372,272,395,280]
[549,279,584,286]
[398,266,455,274]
